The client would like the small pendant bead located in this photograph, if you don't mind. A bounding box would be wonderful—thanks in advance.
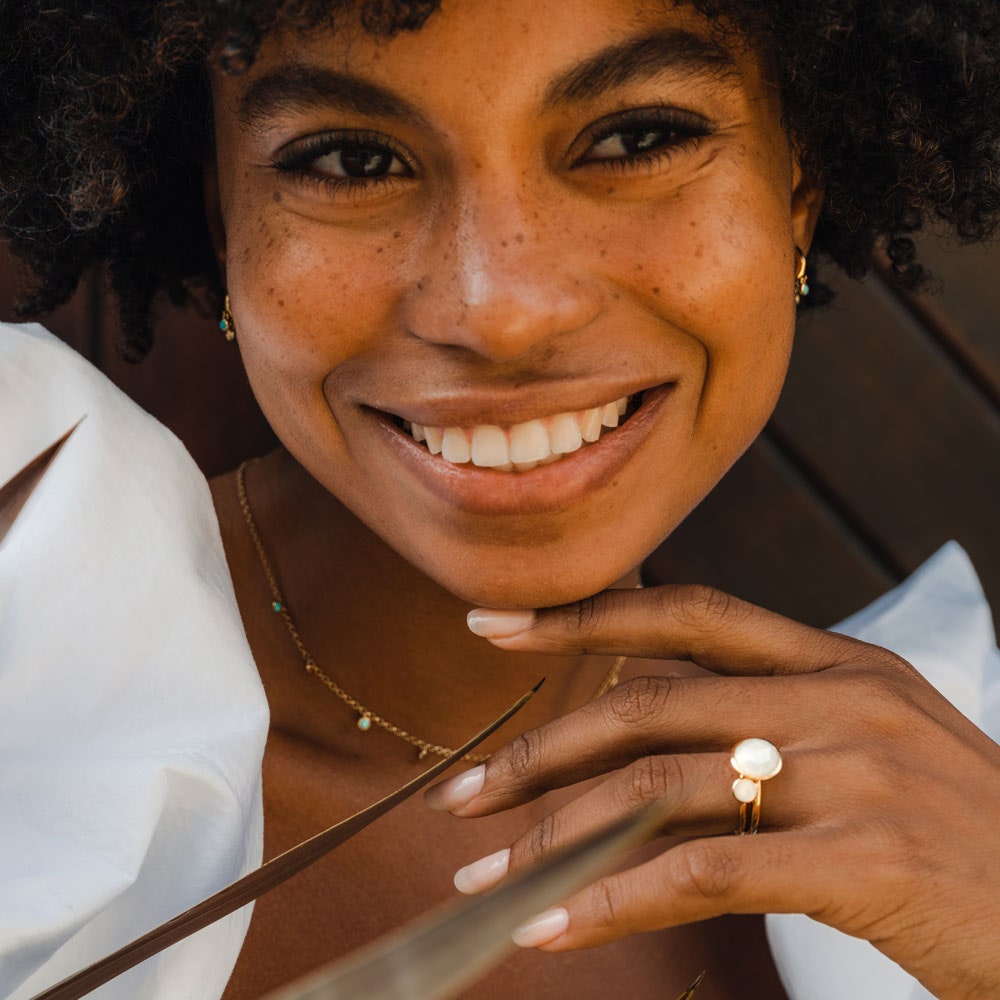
[271,601,283,612]
[219,319,229,332]
[357,715,373,732]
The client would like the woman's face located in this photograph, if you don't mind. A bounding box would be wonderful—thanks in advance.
[207,0,820,607]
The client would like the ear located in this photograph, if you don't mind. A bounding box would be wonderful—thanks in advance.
[790,156,824,255]
[203,159,227,271]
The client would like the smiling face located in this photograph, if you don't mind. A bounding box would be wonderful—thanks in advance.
[207,0,821,608]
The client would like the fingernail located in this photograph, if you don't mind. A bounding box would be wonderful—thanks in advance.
[454,848,510,894]
[425,764,485,811]
[467,608,535,638]
[512,907,569,948]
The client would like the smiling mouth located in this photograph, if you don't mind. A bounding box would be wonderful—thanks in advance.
[389,392,645,472]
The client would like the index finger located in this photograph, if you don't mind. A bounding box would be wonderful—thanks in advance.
[467,584,877,676]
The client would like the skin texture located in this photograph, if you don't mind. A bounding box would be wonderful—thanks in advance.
[206,0,821,613]
[198,1,993,997]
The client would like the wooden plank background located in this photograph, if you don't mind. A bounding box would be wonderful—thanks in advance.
[2,238,997,633]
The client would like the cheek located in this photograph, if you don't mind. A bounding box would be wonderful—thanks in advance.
[224,207,406,421]
[604,171,796,445]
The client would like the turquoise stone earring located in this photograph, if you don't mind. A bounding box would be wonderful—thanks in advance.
[794,247,810,305]
[219,294,235,341]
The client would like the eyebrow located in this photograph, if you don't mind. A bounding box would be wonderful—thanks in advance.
[239,65,432,130]
[238,28,739,130]
[543,29,740,109]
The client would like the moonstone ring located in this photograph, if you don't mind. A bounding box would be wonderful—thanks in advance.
[730,738,782,835]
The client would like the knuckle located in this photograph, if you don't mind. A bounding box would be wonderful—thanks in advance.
[620,754,682,808]
[679,841,741,902]
[664,584,743,633]
[505,726,546,785]
[606,675,674,727]
[672,584,734,626]
[840,664,924,735]
[525,811,558,865]
[591,875,628,930]
[873,648,921,683]
[570,594,606,635]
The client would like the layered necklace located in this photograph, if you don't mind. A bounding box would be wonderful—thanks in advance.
[236,460,627,764]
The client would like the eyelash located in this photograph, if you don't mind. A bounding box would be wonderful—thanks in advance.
[271,108,713,197]
[574,107,713,173]
[272,129,414,196]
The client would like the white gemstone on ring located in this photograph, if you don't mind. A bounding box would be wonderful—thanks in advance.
[730,738,782,780]
[732,777,759,803]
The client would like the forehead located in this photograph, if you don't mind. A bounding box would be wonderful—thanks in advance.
[218,0,765,128]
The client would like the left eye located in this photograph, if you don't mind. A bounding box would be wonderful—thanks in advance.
[589,127,677,159]
[573,107,713,169]
[312,143,408,179]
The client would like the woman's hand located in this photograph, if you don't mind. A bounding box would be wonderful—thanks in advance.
[425,585,1000,1000]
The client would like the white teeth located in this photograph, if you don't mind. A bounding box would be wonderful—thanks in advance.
[580,407,602,443]
[441,427,471,463]
[549,413,583,454]
[509,420,551,463]
[471,425,510,467]
[424,426,443,455]
[402,394,634,470]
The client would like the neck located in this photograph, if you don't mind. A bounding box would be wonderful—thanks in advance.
[237,448,639,764]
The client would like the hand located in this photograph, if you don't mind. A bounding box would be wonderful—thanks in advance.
[425,585,1000,1000]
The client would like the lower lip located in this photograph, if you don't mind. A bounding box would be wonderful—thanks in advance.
[367,384,676,516]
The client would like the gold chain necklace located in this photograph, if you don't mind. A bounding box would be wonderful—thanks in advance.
[236,459,627,764]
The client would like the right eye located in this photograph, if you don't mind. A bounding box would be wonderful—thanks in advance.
[310,142,409,180]
[273,131,414,194]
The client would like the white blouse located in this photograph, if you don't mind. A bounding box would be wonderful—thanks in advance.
[1,321,996,1000]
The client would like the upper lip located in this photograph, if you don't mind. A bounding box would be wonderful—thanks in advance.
[366,377,671,428]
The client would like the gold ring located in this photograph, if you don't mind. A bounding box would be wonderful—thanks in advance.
[730,738,782,835]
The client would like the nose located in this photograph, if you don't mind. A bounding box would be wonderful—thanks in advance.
[400,185,601,362]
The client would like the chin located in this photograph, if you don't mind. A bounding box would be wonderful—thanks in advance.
[411,540,649,610]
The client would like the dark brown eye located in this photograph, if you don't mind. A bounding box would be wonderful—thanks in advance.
[589,126,677,160]
[333,144,400,177]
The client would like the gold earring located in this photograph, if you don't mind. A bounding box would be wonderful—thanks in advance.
[219,294,236,341]
[794,247,810,306]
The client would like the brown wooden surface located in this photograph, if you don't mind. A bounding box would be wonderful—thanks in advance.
[652,252,1000,630]
[2,240,997,632]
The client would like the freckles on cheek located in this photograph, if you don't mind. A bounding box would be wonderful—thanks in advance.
[231,222,402,374]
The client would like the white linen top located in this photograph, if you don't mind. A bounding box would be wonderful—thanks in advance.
[0,323,268,999]
[1,321,996,1000]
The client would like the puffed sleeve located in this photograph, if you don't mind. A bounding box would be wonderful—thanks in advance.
[0,323,269,1000]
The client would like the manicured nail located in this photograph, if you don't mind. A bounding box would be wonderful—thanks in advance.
[425,764,485,812]
[454,848,510,894]
[512,907,569,948]
[466,608,536,638]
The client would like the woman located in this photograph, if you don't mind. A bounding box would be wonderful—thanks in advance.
[1,1,999,998]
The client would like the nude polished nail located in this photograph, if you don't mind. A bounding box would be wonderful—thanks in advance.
[454,847,510,894]
[512,907,569,948]
[425,764,485,811]
[466,608,535,638]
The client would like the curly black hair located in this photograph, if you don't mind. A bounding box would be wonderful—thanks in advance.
[1,0,999,361]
